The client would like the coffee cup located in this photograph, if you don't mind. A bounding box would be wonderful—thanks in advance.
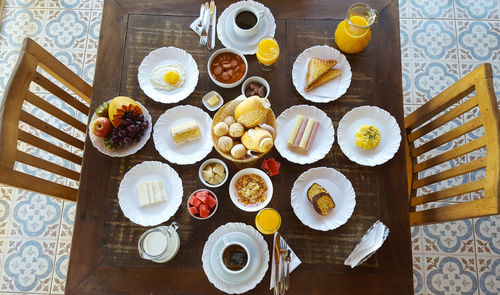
[232,6,264,38]
[219,238,250,273]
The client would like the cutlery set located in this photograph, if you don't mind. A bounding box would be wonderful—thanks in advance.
[198,1,216,50]
[274,233,291,295]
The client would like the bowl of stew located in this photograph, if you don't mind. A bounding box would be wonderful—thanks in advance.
[208,48,248,88]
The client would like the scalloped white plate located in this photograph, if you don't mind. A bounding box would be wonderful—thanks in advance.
[118,161,183,226]
[292,45,352,103]
[153,105,213,165]
[291,167,356,231]
[138,47,199,103]
[88,100,152,157]
[337,106,401,166]
[275,105,335,164]
[217,0,276,55]
[202,222,269,294]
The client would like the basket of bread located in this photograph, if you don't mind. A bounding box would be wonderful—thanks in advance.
[211,95,276,167]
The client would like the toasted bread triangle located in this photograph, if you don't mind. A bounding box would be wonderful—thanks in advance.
[305,68,342,91]
[305,58,337,88]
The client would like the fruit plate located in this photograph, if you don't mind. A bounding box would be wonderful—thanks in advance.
[88,100,152,157]
[138,47,199,104]
[291,167,356,231]
[228,168,273,212]
[275,105,335,164]
[337,106,401,166]
[118,161,183,226]
[153,105,213,165]
[202,222,269,294]
[292,45,352,103]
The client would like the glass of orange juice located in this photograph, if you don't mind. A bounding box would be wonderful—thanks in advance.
[256,37,280,71]
[255,208,281,234]
[334,3,378,54]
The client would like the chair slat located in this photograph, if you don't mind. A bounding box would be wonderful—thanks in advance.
[413,137,486,173]
[18,129,82,165]
[407,96,478,142]
[0,167,78,202]
[410,179,484,206]
[19,110,85,149]
[413,157,486,189]
[411,117,483,158]
[33,72,90,115]
[16,150,80,181]
[25,91,87,133]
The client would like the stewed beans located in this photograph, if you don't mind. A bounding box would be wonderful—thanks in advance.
[210,52,246,84]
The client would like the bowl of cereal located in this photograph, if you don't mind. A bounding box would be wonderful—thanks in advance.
[229,168,273,212]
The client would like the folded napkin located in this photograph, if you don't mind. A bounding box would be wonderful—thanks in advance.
[269,232,302,290]
[344,220,389,268]
[189,5,217,37]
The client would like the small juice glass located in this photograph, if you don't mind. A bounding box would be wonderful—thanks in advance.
[255,208,281,234]
[256,37,280,71]
[334,3,378,54]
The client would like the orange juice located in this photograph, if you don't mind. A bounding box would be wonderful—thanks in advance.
[255,208,281,234]
[334,3,378,54]
[256,37,279,69]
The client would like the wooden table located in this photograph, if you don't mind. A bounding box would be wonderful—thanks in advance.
[67,0,412,294]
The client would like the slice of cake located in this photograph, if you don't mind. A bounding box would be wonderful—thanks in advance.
[171,120,202,144]
[307,183,335,216]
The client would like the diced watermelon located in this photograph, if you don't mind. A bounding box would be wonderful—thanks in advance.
[197,192,210,204]
[199,206,210,218]
[204,195,217,209]
[188,206,199,216]
[189,195,202,207]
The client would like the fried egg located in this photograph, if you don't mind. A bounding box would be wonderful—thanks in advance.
[150,63,186,91]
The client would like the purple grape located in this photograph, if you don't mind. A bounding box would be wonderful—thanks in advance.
[118,125,127,131]
[123,118,134,126]
[132,136,140,143]
[111,136,120,144]
[137,129,145,137]
[118,129,127,137]
[127,125,138,134]
[119,138,126,146]
[123,137,133,145]
[140,121,149,129]
[111,128,119,136]
[135,114,144,122]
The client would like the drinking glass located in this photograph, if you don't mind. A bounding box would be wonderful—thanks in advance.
[255,208,281,234]
[256,37,280,71]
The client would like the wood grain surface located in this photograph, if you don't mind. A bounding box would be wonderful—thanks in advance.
[67,0,412,294]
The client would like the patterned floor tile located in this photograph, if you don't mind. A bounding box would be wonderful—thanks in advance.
[413,253,425,295]
[476,256,500,295]
[457,20,500,63]
[410,19,458,60]
[58,201,75,240]
[454,0,500,21]
[86,9,100,52]
[423,254,479,295]
[412,60,460,104]
[459,62,500,105]
[422,219,475,255]
[92,0,103,11]
[0,8,47,47]
[474,216,500,256]
[51,239,71,294]
[0,48,20,93]
[408,0,455,19]
[43,9,90,50]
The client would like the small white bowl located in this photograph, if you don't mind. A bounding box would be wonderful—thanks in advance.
[187,189,218,220]
[202,91,224,112]
[241,76,270,98]
[199,158,229,188]
[229,168,273,212]
[208,48,248,88]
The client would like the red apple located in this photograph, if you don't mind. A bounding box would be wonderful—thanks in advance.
[91,117,112,138]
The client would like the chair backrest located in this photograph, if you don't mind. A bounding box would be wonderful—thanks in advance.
[0,38,92,202]
[405,63,500,226]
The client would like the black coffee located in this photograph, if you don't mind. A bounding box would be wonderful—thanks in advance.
[235,11,258,30]
[222,244,248,271]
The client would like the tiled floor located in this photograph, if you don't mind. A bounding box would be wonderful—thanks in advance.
[0,0,498,294]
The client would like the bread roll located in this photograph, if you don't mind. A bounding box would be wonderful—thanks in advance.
[231,144,246,159]
[229,122,244,137]
[234,96,270,128]
[223,116,236,126]
[218,136,233,152]
[213,122,229,137]
[241,127,273,153]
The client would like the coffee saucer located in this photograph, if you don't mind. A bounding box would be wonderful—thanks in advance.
[217,0,276,55]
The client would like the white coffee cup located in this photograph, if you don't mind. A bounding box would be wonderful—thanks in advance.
[219,237,250,273]
[232,6,264,38]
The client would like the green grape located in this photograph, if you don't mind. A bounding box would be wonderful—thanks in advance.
[104,136,117,150]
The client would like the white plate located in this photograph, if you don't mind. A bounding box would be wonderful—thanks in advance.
[153,105,213,165]
[291,167,356,231]
[88,100,152,157]
[337,106,401,166]
[118,161,183,226]
[202,222,269,294]
[228,168,273,212]
[292,45,352,103]
[217,0,276,55]
[275,105,335,164]
[138,47,199,104]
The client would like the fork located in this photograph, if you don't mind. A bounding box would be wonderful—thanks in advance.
[200,2,209,46]
[195,4,206,37]
[279,238,288,294]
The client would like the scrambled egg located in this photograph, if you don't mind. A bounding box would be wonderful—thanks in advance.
[355,125,381,149]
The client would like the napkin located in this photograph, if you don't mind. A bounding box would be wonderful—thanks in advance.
[189,5,217,37]
[344,220,389,268]
[269,232,302,290]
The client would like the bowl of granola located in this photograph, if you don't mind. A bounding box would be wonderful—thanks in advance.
[229,168,273,212]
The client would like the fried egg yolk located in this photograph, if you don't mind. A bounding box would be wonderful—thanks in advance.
[164,71,180,85]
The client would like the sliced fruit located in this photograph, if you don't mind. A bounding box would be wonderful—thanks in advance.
[204,195,217,209]
[188,206,199,216]
[108,96,143,128]
[189,195,202,207]
[199,204,210,218]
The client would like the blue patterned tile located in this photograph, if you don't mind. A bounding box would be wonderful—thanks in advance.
[411,19,457,60]
[399,0,409,18]
[425,255,478,295]
[400,19,411,59]
[413,61,460,103]
[412,225,424,253]
[92,0,103,10]
[58,201,75,239]
[474,216,500,255]
[1,239,55,293]
[86,9,101,52]
[477,256,500,295]
[457,21,500,62]
[413,253,425,295]
[44,10,90,50]
[51,239,71,294]
[460,62,500,106]
[0,8,45,47]
[423,219,475,254]
[409,0,455,19]
[455,0,500,20]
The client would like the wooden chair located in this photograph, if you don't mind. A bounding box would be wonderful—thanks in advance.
[0,38,92,202]
[405,63,500,226]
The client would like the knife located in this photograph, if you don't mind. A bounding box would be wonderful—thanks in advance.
[274,232,281,295]
[206,0,215,50]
